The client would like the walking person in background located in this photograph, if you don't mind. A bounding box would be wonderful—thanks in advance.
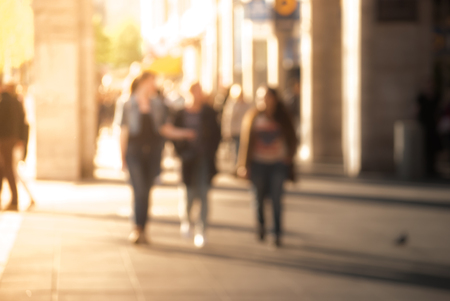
[416,80,440,177]
[0,80,27,211]
[283,77,301,133]
[221,84,252,163]
[237,86,297,247]
[120,72,195,244]
[438,94,450,165]
[172,83,221,248]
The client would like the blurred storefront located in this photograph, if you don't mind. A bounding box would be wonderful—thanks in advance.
[140,0,218,94]
[138,0,300,96]
[299,0,435,176]
[23,0,446,179]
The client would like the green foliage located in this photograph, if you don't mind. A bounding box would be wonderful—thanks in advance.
[111,20,143,67]
[0,0,34,71]
[93,18,142,68]
[93,17,112,65]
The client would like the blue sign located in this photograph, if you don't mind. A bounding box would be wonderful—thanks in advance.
[244,0,300,21]
[244,0,273,21]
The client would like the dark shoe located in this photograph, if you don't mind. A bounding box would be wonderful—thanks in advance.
[394,232,408,246]
[257,225,265,241]
[274,235,282,248]
[5,202,19,211]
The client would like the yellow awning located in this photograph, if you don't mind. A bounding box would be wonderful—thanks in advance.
[144,56,182,76]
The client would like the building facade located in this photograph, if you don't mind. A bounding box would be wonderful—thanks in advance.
[30,0,444,179]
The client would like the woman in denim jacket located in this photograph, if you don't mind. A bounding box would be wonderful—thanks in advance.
[120,72,194,244]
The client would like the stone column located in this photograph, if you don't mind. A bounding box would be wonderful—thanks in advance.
[359,0,432,173]
[311,0,343,163]
[79,0,96,178]
[33,0,95,180]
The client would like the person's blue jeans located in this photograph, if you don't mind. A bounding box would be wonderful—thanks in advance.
[184,157,210,231]
[250,161,288,236]
[126,144,160,228]
[232,135,240,160]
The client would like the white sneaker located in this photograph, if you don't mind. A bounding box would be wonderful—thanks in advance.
[128,230,140,244]
[194,234,205,248]
[180,221,191,239]
[128,229,148,244]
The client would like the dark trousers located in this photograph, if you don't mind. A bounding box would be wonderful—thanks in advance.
[184,157,210,231]
[0,137,18,204]
[250,161,288,236]
[232,135,240,159]
[126,145,160,228]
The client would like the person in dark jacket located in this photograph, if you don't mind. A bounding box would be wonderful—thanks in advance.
[237,86,298,247]
[416,81,440,177]
[172,83,221,248]
[0,82,27,211]
[120,72,195,244]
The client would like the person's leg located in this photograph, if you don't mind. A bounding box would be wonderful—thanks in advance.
[1,138,18,207]
[446,134,450,164]
[233,135,240,161]
[198,158,210,232]
[126,152,150,231]
[181,184,196,238]
[181,158,197,220]
[184,186,196,220]
[181,159,197,238]
[191,158,210,247]
[269,163,288,246]
[250,162,269,240]
[145,152,160,202]
[425,130,438,176]
[0,140,4,197]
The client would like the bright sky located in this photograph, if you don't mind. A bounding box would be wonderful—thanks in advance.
[0,0,34,71]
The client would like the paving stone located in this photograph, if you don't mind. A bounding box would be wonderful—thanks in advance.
[58,294,138,301]
[0,289,51,301]
[58,274,134,292]
[1,179,450,300]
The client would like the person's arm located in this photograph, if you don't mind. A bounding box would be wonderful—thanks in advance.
[120,126,129,170]
[157,109,196,141]
[236,109,257,179]
[159,123,196,141]
[220,100,230,139]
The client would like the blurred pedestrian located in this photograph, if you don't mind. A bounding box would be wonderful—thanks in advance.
[221,84,252,162]
[213,84,231,121]
[172,83,221,248]
[0,80,27,211]
[438,94,450,164]
[237,86,298,247]
[120,72,195,244]
[283,77,301,132]
[416,81,440,177]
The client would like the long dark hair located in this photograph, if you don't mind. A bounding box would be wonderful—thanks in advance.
[130,71,155,94]
[266,87,298,154]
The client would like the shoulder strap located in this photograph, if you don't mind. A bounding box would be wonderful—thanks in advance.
[237,108,259,170]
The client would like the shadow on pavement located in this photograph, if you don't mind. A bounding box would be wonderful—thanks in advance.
[291,191,450,210]
[26,210,310,240]
[144,241,450,291]
[21,210,450,291]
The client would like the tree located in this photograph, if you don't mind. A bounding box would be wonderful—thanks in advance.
[0,0,34,71]
[111,20,142,67]
[93,17,112,65]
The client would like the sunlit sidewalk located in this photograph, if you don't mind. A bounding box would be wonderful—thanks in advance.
[1,174,450,300]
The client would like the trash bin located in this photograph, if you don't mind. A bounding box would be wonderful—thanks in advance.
[394,120,425,180]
